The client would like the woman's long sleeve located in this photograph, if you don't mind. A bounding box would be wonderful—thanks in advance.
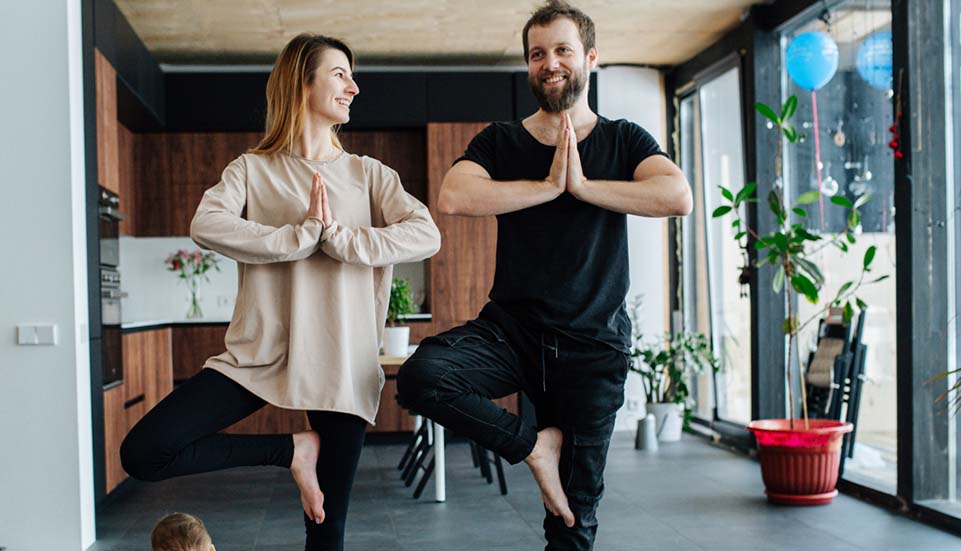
[320,164,441,267]
[190,157,324,264]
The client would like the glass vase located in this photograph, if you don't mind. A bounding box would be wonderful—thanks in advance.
[185,278,203,319]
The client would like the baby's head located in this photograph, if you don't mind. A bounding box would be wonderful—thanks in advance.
[151,512,214,551]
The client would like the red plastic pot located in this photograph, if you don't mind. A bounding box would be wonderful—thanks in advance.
[747,419,853,505]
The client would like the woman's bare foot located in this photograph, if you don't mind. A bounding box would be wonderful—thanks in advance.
[525,427,575,528]
[291,431,325,524]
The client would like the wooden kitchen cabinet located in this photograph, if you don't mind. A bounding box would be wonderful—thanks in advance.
[103,384,127,494]
[95,49,120,195]
[426,123,497,326]
[101,328,173,494]
[122,328,172,413]
[131,129,427,237]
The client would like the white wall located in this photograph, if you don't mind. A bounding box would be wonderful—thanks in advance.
[0,1,95,549]
[120,237,238,322]
[118,238,430,323]
[597,66,670,431]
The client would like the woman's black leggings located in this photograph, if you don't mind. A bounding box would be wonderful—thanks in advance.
[120,368,368,551]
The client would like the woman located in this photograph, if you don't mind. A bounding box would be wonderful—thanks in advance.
[121,33,441,550]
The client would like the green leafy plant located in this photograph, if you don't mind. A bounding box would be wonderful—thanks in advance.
[630,332,720,409]
[387,277,415,326]
[711,95,889,427]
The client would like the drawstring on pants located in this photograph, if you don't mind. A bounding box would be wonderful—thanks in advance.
[540,333,558,392]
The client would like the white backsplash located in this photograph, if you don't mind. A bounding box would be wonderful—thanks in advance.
[119,236,430,323]
[119,236,238,323]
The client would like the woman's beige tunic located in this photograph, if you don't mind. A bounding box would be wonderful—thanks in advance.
[190,151,440,425]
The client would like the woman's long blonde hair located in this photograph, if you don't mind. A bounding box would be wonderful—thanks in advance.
[249,34,354,156]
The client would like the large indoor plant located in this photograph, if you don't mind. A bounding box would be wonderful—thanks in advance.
[711,96,888,505]
[383,277,415,357]
[631,332,719,442]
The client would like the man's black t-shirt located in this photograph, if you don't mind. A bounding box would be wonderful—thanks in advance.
[456,116,668,352]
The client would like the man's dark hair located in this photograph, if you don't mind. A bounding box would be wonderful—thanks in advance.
[522,0,596,62]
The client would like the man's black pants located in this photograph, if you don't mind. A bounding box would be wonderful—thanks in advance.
[397,302,629,551]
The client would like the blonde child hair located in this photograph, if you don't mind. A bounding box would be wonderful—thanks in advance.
[151,512,215,551]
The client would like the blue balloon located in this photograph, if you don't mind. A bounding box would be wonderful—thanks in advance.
[785,31,839,91]
[856,32,893,90]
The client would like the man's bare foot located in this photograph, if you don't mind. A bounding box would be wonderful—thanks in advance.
[525,427,575,528]
[291,431,325,524]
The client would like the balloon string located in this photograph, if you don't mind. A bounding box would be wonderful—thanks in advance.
[812,90,825,232]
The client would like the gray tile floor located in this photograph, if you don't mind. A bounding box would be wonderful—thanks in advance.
[90,433,961,551]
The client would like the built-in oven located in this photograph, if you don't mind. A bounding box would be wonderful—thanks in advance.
[98,187,122,267]
[99,187,127,386]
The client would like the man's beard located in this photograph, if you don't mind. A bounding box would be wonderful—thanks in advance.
[528,63,588,113]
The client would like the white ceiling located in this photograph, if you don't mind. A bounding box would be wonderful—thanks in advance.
[114,0,768,67]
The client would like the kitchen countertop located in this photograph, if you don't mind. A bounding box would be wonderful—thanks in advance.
[121,319,231,331]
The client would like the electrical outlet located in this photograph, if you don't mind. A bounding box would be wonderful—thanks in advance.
[17,324,58,345]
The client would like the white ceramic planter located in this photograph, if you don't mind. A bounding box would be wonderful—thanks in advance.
[646,402,683,442]
[382,326,410,357]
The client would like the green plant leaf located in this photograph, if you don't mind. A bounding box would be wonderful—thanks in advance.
[791,273,819,303]
[831,195,854,209]
[782,125,798,142]
[774,232,789,252]
[732,219,740,228]
[853,193,872,209]
[712,205,733,218]
[772,264,785,293]
[847,233,856,244]
[794,256,824,284]
[856,297,868,310]
[796,191,820,205]
[863,245,877,268]
[720,186,734,202]
[840,242,849,253]
[870,275,891,283]
[781,95,798,121]
[768,191,783,218]
[838,281,853,296]
[735,182,757,204]
[792,207,808,218]
[848,210,861,230]
[735,231,747,241]
[755,102,780,124]
[843,301,855,325]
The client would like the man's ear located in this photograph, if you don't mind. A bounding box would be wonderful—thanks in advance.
[587,47,599,70]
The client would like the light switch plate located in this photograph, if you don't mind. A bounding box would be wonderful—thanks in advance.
[17,324,58,346]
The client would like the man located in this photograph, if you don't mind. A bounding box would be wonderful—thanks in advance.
[397,1,692,549]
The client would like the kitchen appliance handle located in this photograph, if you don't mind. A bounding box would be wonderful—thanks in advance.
[98,205,127,221]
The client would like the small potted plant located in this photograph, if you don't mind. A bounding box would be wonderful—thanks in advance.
[383,277,415,357]
[631,332,719,442]
[164,249,220,319]
[711,95,888,505]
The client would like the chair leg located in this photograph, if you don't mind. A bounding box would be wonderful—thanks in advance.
[398,422,427,471]
[412,456,436,499]
[493,453,508,495]
[403,437,431,486]
[470,440,480,468]
[478,447,493,483]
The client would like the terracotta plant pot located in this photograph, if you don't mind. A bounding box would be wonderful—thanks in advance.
[746,419,853,505]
